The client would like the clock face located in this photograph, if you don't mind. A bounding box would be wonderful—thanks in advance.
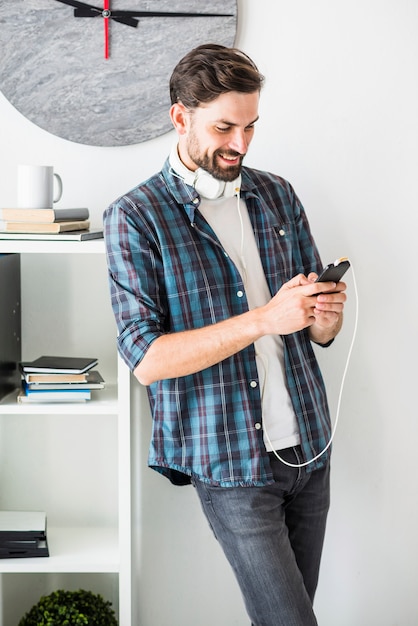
[0,0,237,147]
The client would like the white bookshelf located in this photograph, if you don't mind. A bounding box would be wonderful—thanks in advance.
[0,527,119,574]
[0,239,104,255]
[0,240,132,625]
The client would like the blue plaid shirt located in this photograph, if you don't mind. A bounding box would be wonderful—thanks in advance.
[104,159,332,486]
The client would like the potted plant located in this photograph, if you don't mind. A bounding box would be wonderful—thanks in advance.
[18,589,118,625]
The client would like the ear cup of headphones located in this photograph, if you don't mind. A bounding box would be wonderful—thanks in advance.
[193,169,226,199]
[186,169,241,199]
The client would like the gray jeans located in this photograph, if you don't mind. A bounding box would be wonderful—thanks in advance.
[193,446,330,626]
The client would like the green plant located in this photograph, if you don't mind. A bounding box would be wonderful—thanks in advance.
[18,589,118,626]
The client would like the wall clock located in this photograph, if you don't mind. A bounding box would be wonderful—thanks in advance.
[0,0,237,147]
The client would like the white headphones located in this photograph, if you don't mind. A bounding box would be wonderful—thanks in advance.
[169,144,241,200]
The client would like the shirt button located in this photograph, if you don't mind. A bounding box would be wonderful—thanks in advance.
[237,290,244,298]
[279,229,285,236]
[255,423,262,430]
[250,380,258,388]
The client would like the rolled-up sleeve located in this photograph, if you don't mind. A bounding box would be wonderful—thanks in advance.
[103,200,166,371]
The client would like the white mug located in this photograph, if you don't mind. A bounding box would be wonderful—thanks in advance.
[17,165,63,209]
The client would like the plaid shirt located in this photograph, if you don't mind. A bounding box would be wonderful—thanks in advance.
[104,159,332,486]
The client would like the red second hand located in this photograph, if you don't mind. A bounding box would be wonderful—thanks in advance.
[104,0,110,59]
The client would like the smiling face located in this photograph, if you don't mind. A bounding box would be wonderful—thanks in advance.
[171,91,260,182]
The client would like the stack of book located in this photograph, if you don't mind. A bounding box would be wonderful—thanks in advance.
[0,511,49,559]
[18,355,105,404]
[0,207,103,241]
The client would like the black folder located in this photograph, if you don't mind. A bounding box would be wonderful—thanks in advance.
[0,254,21,400]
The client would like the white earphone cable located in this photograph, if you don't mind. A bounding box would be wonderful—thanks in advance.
[235,188,248,285]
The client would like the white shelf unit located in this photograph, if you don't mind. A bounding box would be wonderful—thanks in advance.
[0,240,132,625]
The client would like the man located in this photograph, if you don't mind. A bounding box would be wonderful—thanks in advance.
[104,43,346,626]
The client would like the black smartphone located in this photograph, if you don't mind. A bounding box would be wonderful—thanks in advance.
[315,258,350,283]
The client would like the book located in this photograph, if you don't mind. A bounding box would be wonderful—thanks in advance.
[19,385,91,402]
[0,219,90,234]
[21,370,103,384]
[20,355,98,374]
[0,228,104,241]
[25,370,105,390]
[0,207,89,223]
[22,371,89,384]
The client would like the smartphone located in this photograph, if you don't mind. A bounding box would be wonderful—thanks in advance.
[315,258,350,283]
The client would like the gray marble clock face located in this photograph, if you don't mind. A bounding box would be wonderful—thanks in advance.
[0,0,237,147]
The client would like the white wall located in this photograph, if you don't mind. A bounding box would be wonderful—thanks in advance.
[1,1,417,624]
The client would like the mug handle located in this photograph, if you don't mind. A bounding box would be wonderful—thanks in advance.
[53,173,63,203]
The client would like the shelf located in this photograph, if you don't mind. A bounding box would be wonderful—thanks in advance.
[0,384,119,415]
[0,526,119,573]
[0,239,105,255]
[0,233,132,622]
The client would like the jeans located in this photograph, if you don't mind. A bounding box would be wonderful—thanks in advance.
[193,446,330,626]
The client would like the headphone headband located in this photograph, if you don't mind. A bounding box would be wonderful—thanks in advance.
[169,144,241,200]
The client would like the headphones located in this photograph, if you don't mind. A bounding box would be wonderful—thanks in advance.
[169,144,241,200]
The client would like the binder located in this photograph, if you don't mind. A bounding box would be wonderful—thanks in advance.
[0,253,21,400]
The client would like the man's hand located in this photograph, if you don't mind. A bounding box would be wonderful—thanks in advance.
[304,272,347,344]
[259,273,345,337]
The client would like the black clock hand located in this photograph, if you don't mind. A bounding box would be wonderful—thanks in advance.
[56,1,232,20]
[55,0,138,27]
[55,1,233,29]
[105,11,234,18]
[74,8,138,27]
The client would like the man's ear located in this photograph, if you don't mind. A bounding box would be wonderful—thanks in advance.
[169,102,190,135]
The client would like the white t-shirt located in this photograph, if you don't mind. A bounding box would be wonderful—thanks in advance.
[198,194,300,451]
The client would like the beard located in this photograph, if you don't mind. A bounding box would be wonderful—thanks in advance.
[186,130,244,182]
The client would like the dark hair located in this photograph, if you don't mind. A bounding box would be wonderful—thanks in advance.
[169,43,264,108]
